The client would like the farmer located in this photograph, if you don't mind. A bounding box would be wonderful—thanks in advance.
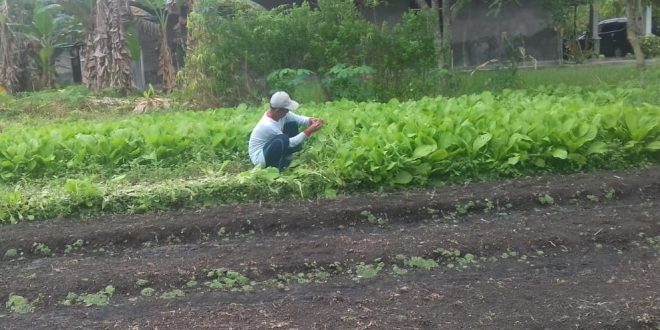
[248,91,324,170]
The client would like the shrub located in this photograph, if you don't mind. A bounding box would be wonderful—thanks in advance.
[181,0,437,106]
[641,35,660,58]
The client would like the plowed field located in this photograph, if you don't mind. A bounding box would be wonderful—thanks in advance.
[2,167,659,329]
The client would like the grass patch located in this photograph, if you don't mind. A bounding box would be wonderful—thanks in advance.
[450,61,660,103]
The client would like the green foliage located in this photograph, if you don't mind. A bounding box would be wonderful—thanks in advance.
[0,109,255,184]
[322,64,375,101]
[641,35,660,58]
[64,239,86,253]
[0,83,658,223]
[32,242,51,256]
[404,256,439,270]
[360,210,387,226]
[204,268,251,291]
[160,289,185,299]
[0,85,94,119]
[266,68,327,103]
[12,1,75,88]
[4,248,18,258]
[140,287,155,297]
[181,0,436,106]
[434,248,478,269]
[275,270,331,285]
[353,262,384,280]
[62,285,115,307]
[64,179,102,207]
[6,294,35,314]
[537,194,555,206]
[266,68,313,94]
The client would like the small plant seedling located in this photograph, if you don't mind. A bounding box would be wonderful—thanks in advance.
[328,261,344,272]
[360,211,388,226]
[63,285,115,307]
[644,236,660,249]
[483,199,495,214]
[140,287,155,297]
[434,248,478,269]
[136,279,150,287]
[352,262,384,281]
[455,201,475,215]
[391,265,408,276]
[6,294,35,314]
[185,278,198,288]
[586,194,599,202]
[64,239,86,253]
[32,243,51,256]
[4,248,18,258]
[604,188,616,200]
[205,268,252,291]
[537,194,555,206]
[404,256,439,270]
[276,270,331,285]
[160,289,185,299]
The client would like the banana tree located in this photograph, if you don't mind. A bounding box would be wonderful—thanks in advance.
[26,1,72,88]
[60,0,133,93]
[132,0,176,92]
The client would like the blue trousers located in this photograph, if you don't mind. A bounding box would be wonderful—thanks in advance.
[263,122,302,170]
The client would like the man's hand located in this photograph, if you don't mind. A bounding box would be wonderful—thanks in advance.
[309,117,325,126]
[304,118,325,136]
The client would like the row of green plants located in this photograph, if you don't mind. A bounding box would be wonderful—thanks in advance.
[0,85,658,223]
[2,85,659,183]
[0,108,256,182]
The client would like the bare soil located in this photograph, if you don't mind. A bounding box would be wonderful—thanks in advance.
[1,167,659,329]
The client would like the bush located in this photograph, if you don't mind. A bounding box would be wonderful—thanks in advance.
[181,0,437,106]
[641,35,660,58]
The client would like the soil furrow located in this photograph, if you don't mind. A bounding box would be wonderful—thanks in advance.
[1,167,658,329]
[3,245,658,329]
[1,167,658,254]
[1,196,657,308]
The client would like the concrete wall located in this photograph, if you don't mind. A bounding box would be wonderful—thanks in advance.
[362,0,558,67]
[451,0,557,67]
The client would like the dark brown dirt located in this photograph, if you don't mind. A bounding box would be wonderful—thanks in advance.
[1,167,659,329]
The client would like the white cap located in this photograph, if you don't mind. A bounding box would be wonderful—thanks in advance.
[269,91,299,111]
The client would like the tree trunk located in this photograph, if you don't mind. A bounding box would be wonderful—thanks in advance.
[159,28,176,92]
[85,0,133,94]
[624,0,645,72]
[108,0,133,93]
[427,0,443,68]
[442,0,452,68]
[85,0,111,92]
[0,0,19,93]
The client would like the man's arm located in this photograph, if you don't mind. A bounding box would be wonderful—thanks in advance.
[286,112,310,127]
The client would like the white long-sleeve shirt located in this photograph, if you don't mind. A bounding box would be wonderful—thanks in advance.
[248,111,310,166]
